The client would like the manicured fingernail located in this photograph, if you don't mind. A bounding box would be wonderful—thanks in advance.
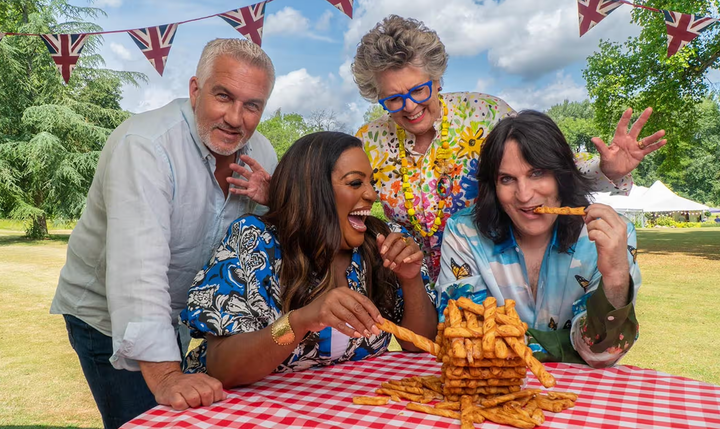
[353,331,363,338]
[381,245,388,254]
[383,259,390,267]
[389,262,397,270]
[376,315,385,324]
[371,326,380,336]
[403,257,411,263]
[363,329,371,337]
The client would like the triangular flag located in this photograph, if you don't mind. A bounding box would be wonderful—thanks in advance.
[127,23,178,76]
[40,33,88,84]
[218,2,267,46]
[663,10,718,58]
[326,0,353,19]
[577,0,623,37]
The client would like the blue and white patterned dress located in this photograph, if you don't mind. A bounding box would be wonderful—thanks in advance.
[181,214,436,374]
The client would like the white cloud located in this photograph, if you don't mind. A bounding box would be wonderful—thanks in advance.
[94,0,123,7]
[264,68,365,130]
[110,43,132,61]
[264,7,334,41]
[497,72,588,112]
[346,0,640,80]
[474,77,493,93]
[315,10,334,32]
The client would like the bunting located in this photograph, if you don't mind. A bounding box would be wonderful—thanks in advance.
[663,10,718,58]
[218,2,267,46]
[40,33,88,84]
[127,23,178,76]
[326,0,353,19]
[577,0,623,37]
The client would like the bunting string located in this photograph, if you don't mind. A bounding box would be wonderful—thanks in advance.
[0,0,353,83]
[577,0,719,58]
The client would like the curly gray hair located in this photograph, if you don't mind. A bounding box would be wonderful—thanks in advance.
[196,38,275,91]
[352,15,448,102]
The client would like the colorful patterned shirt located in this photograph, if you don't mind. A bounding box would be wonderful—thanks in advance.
[181,215,436,374]
[435,207,641,368]
[356,92,633,280]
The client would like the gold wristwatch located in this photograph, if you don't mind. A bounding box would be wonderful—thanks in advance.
[271,310,295,346]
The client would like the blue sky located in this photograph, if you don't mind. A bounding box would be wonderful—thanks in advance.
[86,0,717,129]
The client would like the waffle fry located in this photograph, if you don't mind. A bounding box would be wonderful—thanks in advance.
[533,206,586,216]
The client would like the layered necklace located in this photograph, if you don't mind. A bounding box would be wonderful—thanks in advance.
[396,95,453,238]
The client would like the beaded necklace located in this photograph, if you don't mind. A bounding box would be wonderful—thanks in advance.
[396,95,453,238]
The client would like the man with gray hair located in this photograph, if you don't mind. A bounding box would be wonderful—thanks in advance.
[51,38,277,428]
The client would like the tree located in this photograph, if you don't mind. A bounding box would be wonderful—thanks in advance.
[583,0,720,178]
[306,109,351,134]
[257,109,314,159]
[0,0,144,237]
[545,100,600,153]
[363,104,386,124]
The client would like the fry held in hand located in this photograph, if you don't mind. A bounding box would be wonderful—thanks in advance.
[376,319,440,356]
[533,206,587,216]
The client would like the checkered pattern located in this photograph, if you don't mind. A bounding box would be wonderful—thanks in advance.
[122,353,720,429]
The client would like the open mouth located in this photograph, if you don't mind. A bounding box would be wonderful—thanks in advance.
[348,209,370,232]
[519,205,542,215]
[407,109,425,123]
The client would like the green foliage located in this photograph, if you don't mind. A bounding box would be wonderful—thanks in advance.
[363,104,386,124]
[0,0,142,237]
[583,0,720,205]
[545,100,600,153]
[257,109,316,159]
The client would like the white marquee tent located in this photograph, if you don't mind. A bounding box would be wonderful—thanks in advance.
[591,180,709,226]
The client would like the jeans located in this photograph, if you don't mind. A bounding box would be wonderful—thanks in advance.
[63,314,158,429]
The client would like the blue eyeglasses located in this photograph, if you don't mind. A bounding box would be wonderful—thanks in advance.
[378,80,433,113]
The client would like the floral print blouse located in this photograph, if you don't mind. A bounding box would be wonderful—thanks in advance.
[356,92,633,281]
[181,215,436,374]
[435,207,641,368]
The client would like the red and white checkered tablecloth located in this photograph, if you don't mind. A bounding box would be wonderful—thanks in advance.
[123,353,720,429]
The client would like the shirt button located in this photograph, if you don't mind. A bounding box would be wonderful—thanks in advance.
[607,316,615,321]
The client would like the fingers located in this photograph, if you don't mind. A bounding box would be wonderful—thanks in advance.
[613,108,633,140]
[335,294,380,337]
[591,137,609,157]
[239,154,271,180]
[165,374,227,410]
[629,107,652,140]
[641,139,666,156]
[229,163,253,180]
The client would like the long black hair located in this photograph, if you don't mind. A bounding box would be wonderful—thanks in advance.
[262,131,398,320]
[473,111,593,252]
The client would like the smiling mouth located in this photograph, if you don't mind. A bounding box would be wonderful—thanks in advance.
[348,209,370,232]
[519,205,542,215]
[407,109,424,122]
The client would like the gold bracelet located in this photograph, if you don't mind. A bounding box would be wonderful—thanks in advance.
[271,310,295,346]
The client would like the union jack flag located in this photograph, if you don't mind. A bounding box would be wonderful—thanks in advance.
[128,23,178,76]
[326,0,353,19]
[663,10,718,58]
[40,33,88,84]
[577,0,623,37]
[219,2,267,47]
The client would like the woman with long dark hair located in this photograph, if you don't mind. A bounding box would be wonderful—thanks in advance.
[181,132,437,387]
[436,111,642,369]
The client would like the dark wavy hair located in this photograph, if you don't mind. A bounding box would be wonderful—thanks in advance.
[473,111,593,252]
[262,131,398,320]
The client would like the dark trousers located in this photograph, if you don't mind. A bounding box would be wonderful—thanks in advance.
[63,314,158,429]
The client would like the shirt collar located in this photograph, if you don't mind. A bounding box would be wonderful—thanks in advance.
[492,224,561,255]
[180,98,211,160]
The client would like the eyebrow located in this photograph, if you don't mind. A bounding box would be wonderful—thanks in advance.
[383,81,428,97]
[210,85,265,106]
[341,171,367,179]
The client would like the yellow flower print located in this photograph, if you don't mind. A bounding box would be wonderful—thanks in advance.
[368,150,395,184]
[355,124,369,138]
[458,127,485,159]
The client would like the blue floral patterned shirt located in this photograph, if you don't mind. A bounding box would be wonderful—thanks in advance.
[436,207,641,368]
[181,215,435,374]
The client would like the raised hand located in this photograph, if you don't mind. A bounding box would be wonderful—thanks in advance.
[227,154,272,205]
[377,232,424,281]
[592,107,667,182]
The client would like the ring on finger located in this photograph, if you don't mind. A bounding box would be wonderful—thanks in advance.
[638,139,646,149]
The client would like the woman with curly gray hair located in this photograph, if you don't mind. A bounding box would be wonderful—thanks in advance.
[353,15,666,281]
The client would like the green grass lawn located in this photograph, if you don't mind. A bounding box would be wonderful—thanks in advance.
[0,226,718,428]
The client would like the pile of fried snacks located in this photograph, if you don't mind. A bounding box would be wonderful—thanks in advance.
[360,298,575,428]
[353,376,577,428]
